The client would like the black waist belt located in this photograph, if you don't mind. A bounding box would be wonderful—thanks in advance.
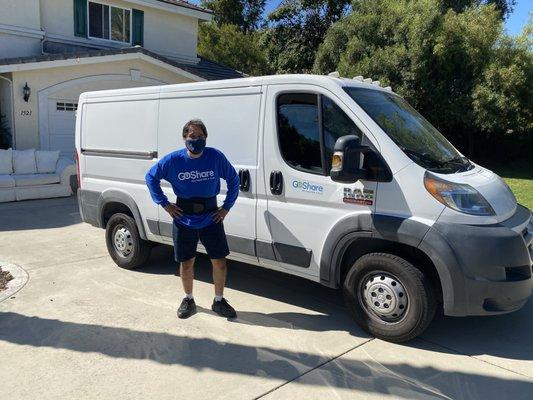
[176,196,218,215]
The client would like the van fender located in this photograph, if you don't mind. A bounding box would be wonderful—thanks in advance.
[320,213,463,315]
[96,189,148,240]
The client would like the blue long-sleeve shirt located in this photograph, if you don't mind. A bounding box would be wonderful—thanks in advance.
[145,147,239,229]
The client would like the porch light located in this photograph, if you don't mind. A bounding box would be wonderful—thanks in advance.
[23,82,30,102]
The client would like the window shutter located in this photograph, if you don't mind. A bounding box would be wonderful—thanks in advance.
[73,0,87,37]
[132,9,144,46]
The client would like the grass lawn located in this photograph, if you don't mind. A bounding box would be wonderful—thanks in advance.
[492,161,533,211]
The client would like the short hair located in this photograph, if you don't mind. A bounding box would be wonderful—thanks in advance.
[182,119,208,138]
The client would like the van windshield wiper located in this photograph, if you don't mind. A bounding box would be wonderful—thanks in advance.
[442,156,473,171]
[399,147,445,167]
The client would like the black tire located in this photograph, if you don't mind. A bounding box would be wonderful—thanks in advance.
[105,213,151,270]
[343,252,437,343]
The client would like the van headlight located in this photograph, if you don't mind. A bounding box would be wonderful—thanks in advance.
[424,172,495,215]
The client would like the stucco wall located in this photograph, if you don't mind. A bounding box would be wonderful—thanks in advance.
[0,0,41,29]
[0,33,42,59]
[40,0,199,60]
[11,58,194,150]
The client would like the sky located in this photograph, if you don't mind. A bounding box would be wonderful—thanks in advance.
[190,0,531,36]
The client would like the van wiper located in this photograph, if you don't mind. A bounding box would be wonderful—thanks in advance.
[400,147,445,167]
[442,156,473,171]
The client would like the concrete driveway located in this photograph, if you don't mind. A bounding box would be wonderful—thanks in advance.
[0,196,532,399]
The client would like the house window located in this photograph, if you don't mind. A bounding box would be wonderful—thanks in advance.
[56,102,78,111]
[88,2,131,43]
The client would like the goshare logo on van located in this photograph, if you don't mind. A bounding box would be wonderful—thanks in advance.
[292,180,324,194]
[178,170,215,182]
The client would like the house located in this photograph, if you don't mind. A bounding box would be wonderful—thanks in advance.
[0,0,244,158]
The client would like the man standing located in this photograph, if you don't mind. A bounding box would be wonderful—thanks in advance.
[145,119,240,319]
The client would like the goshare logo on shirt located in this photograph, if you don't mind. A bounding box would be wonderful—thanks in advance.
[178,170,215,182]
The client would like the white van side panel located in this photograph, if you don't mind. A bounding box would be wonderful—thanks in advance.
[156,87,262,245]
[79,94,160,229]
[81,98,158,152]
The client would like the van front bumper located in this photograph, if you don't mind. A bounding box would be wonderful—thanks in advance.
[420,204,533,316]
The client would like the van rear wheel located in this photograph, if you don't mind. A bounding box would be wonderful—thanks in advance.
[343,253,436,343]
[105,213,151,269]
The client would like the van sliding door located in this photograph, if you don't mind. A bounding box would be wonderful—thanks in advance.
[156,87,261,261]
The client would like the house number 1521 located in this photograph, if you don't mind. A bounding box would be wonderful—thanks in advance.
[21,110,32,116]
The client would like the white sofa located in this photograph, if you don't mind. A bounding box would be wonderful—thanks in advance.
[0,148,76,203]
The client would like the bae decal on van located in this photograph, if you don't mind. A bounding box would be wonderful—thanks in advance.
[291,180,324,194]
[343,187,374,205]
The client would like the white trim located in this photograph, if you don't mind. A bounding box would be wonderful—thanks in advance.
[124,0,212,21]
[45,33,128,49]
[0,52,207,82]
[0,23,45,40]
[38,73,169,150]
[154,50,199,64]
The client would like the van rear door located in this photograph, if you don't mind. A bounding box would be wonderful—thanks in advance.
[157,86,261,261]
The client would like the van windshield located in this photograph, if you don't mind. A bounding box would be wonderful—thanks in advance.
[344,87,473,173]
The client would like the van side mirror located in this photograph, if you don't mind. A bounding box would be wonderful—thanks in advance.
[330,135,370,183]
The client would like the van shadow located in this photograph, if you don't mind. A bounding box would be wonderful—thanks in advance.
[140,245,533,363]
[141,245,359,334]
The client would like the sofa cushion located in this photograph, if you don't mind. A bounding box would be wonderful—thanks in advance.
[13,173,60,187]
[0,148,13,174]
[13,149,37,174]
[0,174,15,188]
[36,150,60,173]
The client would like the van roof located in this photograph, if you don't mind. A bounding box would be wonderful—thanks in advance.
[80,74,392,100]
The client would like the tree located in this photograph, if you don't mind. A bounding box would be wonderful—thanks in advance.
[200,0,266,32]
[198,22,269,76]
[262,0,350,73]
[314,0,504,156]
[472,22,533,136]
[439,0,516,18]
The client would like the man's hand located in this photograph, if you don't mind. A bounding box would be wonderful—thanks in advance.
[164,204,183,219]
[212,207,228,224]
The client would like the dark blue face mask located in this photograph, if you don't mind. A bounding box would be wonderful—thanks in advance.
[185,138,206,154]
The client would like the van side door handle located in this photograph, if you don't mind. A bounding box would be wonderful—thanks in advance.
[238,169,250,192]
[269,170,283,195]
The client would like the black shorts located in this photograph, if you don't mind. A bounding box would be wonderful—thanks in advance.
[172,221,230,262]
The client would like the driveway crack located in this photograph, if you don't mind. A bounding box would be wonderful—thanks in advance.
[253,338,375,399]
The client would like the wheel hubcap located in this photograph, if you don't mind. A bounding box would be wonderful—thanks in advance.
[362,273,408,320]
[114,226,133,257]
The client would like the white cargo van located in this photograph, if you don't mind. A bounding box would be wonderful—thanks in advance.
[76,75,532,342]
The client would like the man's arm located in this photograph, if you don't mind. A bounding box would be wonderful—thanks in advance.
[146,156,183,220]
[218,152,240,212]
[145,158,171,208]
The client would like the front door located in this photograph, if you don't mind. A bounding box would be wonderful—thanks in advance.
[258,84,378,279]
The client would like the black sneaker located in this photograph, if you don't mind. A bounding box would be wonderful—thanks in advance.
[211,298,237,319]
[177,297,197,319]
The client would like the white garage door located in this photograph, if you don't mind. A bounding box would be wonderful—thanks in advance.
[48,99,78,158]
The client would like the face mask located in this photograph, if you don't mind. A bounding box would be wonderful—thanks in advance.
[185,138,206,154]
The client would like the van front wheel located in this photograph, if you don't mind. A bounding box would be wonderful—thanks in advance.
[105,213,151,269]
[343,253,436,343]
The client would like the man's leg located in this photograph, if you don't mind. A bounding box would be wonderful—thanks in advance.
[180,257,195,296]
[200,222,236,318]
[211,257,227,297]
[173,222,199,319]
